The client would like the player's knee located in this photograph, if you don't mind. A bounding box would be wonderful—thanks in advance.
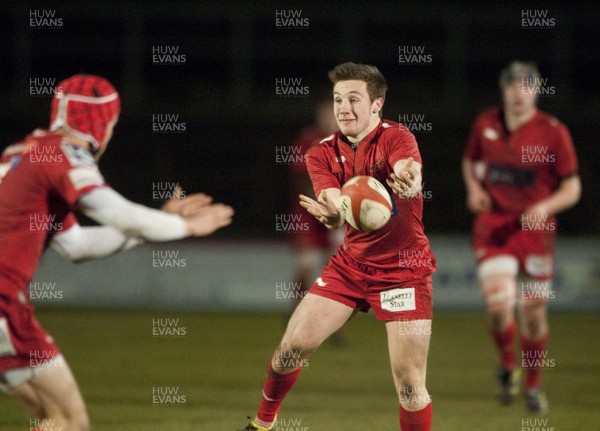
[479,257,518,312]
[482,278,515,317]
[519,304,548,339]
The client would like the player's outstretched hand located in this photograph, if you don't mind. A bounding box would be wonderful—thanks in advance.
[466,183,492,213]
[299,190,341,229]
[387,157,422,198]
[184,203,234,237]
[161,185,213,217]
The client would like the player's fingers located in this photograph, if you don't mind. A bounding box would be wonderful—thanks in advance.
[179,195,214,217]
[299,194,316,203]
[186,206,232,236]
[386,176,403,195]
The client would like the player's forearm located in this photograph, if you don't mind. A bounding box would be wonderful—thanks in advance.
[462,158,481,192]
[51,224,143,262]
[531,175,581,216]
[78,188,188,242]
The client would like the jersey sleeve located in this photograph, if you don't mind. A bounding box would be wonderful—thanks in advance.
[42,143,107,208]
[305,144,341,198]
[464,114,484,160]
[386,127,422,168]
[551,122,579,179]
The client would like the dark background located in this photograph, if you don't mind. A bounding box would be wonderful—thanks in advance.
[1,1,598,238]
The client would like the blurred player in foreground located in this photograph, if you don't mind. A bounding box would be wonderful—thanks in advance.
[287,98,345,342]
[0,74,233,430]
[242,63,436,431]
[462,61,580,413]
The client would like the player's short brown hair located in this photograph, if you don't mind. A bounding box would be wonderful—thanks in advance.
[499,60,541,88]
[328,62,388,102]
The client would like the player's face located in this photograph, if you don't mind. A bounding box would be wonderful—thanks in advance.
[502,79,537,117]
[333,80,382,142]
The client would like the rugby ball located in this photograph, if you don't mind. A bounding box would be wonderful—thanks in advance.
[340,176,393,231]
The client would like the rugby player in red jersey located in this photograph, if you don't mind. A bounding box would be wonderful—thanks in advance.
[242,63,436,431]
[462,61,580,413]
[0,74,233,430]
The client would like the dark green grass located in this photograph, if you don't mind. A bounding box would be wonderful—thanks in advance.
[0,310,598,430]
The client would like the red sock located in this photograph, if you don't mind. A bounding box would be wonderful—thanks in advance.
[256,360,302,425]
[491,320,517,370]
[521,335,548,389]
[399,402,432,431]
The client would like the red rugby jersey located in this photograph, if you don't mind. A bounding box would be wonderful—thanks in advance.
[465,107,578,214]
[306,119,435,274]
[0,130,105,295]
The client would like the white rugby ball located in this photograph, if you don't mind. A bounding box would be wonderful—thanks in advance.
[340,176,393,231]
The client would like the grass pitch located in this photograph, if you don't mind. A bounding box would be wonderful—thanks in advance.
[0,309,598,430]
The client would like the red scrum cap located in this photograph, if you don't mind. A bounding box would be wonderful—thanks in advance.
[49,74,120,153]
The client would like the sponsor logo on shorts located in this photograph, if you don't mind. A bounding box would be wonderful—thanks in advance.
[525,255,553,277]
[380,287,416,312]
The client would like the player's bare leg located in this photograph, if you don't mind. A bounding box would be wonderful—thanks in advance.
[479,256,520,404]
[518,279,550,413]
[8,360,89,431]
[291,251,346,346]
[245,293,355,430]
[386,319,432,431]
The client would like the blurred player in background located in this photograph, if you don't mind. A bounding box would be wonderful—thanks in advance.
[462,61,580,413]
[287,97,345,343]
[242,62,436,431]
[0,74,233,430]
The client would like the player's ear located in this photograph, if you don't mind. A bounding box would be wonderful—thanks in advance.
[372,98,384,115]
